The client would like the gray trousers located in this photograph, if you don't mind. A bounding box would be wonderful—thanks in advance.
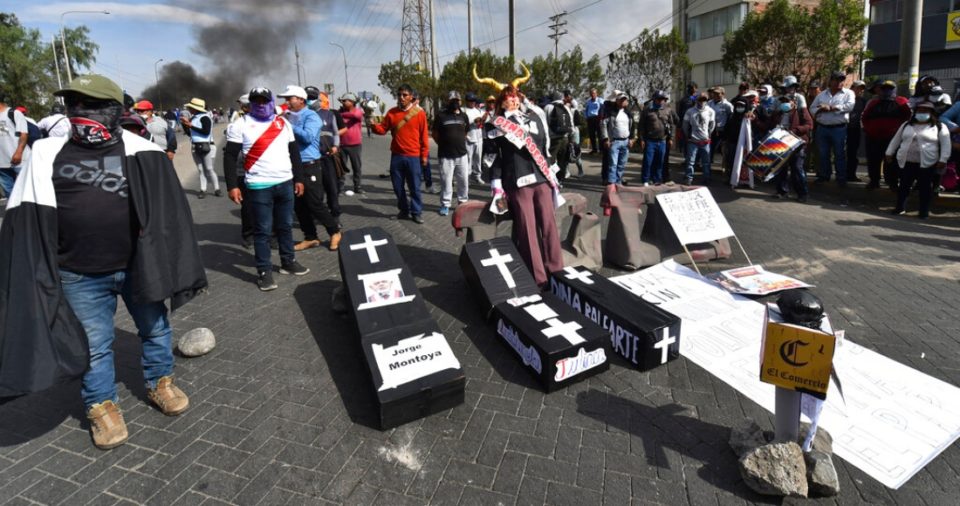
[191,144,219,192]
[440,155,469,207]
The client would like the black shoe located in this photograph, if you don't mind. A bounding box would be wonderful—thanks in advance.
[412,214,424,224]
[257,271,277,291]
[214,189,223,197]
[279,260,310,276]
[391,212,409,221]
[354,188,366,195]
[379,173,390,179]
[198,191,206,199]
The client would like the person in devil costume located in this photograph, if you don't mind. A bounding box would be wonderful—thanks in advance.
[0,75,207,450]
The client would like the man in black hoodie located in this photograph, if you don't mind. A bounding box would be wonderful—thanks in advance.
[433,91,470,216]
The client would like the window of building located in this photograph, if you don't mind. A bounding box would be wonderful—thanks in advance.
[687,4,746,42]
[704,61,737,87]
[872,0,955,23]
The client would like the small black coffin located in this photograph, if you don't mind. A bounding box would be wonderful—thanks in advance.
[460,237,540,316]
[549,266,681,371]
[493,292,610,392]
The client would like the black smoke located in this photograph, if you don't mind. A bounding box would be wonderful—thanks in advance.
[141,0,329,111]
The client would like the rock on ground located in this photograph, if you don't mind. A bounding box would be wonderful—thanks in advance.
[799,422,833,454]
[739,442,808,497]
[178,328,216,357]
[805,450,840,497]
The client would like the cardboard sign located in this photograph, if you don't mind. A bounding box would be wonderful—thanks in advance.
[460,237,540,315]
[760,320,836,399]
[549,266,681,370]
[493,293,610,392]
[655,187,735,245]
[370,332,461,392]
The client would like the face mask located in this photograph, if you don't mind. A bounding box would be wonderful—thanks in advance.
[779,103,792,113]
[66,98,124,148]
[650,103,661,110]
[915,113,931,123]
[138,113,149,121]
[249,99,275,121]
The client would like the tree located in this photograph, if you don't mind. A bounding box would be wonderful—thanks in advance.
[722,0,869,88]
[377,60,434,102]
[606,28,691,103]
[524,47,605,101]
[0,13,98,114]
[435,49,518,102]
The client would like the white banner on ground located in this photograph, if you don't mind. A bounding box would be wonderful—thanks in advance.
[655,187,736,245]
[612,260,960,490]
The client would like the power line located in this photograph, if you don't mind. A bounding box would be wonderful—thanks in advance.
[547,11,568,59]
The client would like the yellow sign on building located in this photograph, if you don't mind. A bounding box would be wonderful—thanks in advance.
[948,11,960,43]
[760,320,836,400]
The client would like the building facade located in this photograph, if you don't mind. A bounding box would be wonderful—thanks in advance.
[866,0,960,98]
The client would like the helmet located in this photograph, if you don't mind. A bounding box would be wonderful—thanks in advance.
[776,289,824,329]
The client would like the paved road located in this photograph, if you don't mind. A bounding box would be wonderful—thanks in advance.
[1,130,958,505]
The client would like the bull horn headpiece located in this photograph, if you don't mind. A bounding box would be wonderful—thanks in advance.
[472,62,532,92]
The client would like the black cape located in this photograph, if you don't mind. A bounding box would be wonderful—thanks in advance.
[0,131,207,397]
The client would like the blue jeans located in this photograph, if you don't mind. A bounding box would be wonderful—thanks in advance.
[606,139,629,184]
[0,166,20,197]
[59,269,174,409]
[684,142,712,181]
[247,180,295,272]
[641,139,667,183]
[774,148,808,197]
[815,125,847,183]
[390,155,423,216]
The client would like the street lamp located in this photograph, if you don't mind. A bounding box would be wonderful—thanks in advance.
[154,58,164,111]
[60,10,110,82]
[329,42,350,93]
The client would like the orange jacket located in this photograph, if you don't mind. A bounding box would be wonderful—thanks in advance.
[372,106,430,159]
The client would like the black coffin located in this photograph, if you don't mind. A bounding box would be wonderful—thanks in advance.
[493,293,610,392]
[460,237,540,316]
[339,227,433,339]
[360,320,466,430]
[549,266,681,371]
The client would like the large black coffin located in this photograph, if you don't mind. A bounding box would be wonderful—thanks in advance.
[360,320,466,430]
[493,293,610,392]
[339,227,433,339]
[549,266,681,370]
[460,237,540,316]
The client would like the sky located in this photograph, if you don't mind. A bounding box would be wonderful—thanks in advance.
[8,0,674,100]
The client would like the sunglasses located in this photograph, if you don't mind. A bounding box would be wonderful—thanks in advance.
[399,92,412,97]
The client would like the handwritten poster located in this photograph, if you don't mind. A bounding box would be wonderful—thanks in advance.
[655,187,735,245]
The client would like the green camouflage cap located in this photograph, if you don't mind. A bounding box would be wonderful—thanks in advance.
[54,74,124,104]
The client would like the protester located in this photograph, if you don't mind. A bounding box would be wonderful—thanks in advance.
[723,95,751,182]
[708,87,733,165]
[463,93,485,184]
[846,80,867,182]
[569,102,586,178]
[308,91,343,215]
[682,92,716,185]
[780,75,807,110]
[223,87,309,291]
[599,92,635,185]
[180,98,220,198]
[371,84,429,224]
[0,74,206,449]
[482,81,561,287]
[763,95,813,201]
[134,100,177,160]
[279,85,343,253]
[0,91,29,197]
[636,90,674,185]
[584,88,603,154]
[222,94,256,248]
[885,102,951,219]
[338,92,365,194]
[909,75,952,111]
[38,104,71,139]
[544,91,573,183]
[810,72,855,186]
[431,91,471,216]
[861,80,912,190]
[677,82,698,165]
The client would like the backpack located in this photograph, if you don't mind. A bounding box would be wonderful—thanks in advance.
[7,110,42,147]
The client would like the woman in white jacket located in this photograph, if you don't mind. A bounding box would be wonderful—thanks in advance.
[885,101,952,219]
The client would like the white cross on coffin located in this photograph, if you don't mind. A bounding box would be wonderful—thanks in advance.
[350,234,389,263]
[541,318,586,345]
[563,266,595,285]
[654,328,676,364]
[480,248,516,289]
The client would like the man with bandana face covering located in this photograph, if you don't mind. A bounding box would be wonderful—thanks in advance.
[0,75,207,450]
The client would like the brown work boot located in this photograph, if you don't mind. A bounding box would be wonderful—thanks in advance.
[329,232,343,251]
[294,239,321,251]
[147,376,190,416]
[87,400,128,450]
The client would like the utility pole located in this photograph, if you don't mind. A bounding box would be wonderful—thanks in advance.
[295,43,303,86]
[330,42,350,93]
[548,11,568,59]
[429,0,437,77]
[154,58,164,111]
[467,0,473,53]
[52,35,63,90]
[896,0,923,96]
[400,0,433,81]
[509,0,515,59]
